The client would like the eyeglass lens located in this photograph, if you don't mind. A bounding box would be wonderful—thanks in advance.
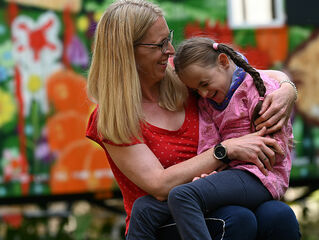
[162,30,173,53]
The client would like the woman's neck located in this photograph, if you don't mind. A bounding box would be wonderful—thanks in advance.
[141,81,161,103]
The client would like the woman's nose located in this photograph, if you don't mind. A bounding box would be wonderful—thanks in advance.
[166,41,175,55]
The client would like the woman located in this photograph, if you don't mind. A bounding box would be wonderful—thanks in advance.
[86,0,300,239]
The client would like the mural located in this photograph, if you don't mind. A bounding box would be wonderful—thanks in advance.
[0,0,113,198]
[0,0,318,200]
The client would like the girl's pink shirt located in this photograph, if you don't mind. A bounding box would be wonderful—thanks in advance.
[198,72,293,200]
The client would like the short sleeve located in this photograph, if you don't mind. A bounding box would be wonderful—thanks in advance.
[86,106,142,148]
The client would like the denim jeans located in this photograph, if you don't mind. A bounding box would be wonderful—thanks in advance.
[126,170,301,240]
[167,169,273,239]
[127,197,300,240]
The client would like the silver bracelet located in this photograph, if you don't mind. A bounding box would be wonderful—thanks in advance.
[279,79,298,101]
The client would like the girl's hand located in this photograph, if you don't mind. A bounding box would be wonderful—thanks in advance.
[254,72,295,134]
[222,127,284,176]
[192,171,218,182]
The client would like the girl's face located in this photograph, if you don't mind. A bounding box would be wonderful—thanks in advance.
[134,16,175,85]
[179,54,234,104]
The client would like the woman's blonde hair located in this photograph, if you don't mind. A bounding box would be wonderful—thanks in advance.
[87,0,187,144]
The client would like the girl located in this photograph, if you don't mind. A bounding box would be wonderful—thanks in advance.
[165,37,294,239]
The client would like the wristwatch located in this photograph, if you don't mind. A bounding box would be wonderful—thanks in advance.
[214,143,231,164]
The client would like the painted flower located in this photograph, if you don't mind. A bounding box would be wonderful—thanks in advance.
[67,36,89,68]
[0,88,16,127]
[46,69,94,115]
[1,148,22,181]
[35,128,56,164]
[27,74,42,93]
[11,12,63,116]
[0,41,14,80]
[0,24,6,35]
[77,16,89,32]
[0,66,8,82]
[12,12,62,63]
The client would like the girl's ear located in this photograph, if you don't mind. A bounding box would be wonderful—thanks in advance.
[217,53,230,68]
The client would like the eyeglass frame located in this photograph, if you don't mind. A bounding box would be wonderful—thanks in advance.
[135,30,174,54]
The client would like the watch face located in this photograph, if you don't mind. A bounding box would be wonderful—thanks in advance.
[215,145,226,159]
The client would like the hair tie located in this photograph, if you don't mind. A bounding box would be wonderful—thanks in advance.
[213,43,219,50]
[258,97,264,101]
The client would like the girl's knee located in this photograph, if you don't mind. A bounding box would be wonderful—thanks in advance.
[167,185,191,207]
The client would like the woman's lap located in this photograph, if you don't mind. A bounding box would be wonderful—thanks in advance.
[156,200,300,240]
[128,194,300,240]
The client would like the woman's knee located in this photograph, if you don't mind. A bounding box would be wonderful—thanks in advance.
[225,206,257,230]
[256,200,299,225]
[131,195,157,217]
[255,200,301,240]
[210,206,257,239]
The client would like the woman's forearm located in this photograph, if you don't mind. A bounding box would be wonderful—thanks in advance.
[261,70,297,101]
[104,143,224,201]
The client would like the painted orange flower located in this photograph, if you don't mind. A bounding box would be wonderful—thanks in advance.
[50,140,113,194]
[47,111,87,152]
[46,69,94,115]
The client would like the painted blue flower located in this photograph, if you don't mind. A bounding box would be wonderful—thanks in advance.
[0,66,8,82]
[0,25,6,35]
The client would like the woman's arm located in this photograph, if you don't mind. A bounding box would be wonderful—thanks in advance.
[105,142,220,201]
[255,70,296,134]
[104,128,283,201]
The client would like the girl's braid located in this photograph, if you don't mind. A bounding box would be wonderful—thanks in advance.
[215,43,266,122]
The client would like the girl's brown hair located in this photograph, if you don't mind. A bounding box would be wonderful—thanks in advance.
[174,37,266,123]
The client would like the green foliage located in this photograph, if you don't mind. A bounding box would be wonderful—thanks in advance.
[288,26,314,52]
[233,29,256,47]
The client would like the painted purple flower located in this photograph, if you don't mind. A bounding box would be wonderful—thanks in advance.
[35,133,56,164]
[67,36,89,68]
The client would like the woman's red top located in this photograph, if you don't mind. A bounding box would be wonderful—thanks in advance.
[86,95,199,233]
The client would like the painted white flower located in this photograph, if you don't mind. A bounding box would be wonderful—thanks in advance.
[11,11,63,116]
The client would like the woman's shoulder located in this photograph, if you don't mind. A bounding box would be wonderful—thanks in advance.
[185,93,199,117]
[86,106,100,144]
[86,106,141,147]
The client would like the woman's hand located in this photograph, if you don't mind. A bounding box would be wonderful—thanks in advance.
[254,70,295,134]
[222,127,284,176]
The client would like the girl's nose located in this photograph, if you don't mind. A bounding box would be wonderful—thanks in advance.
[198,89,208,98]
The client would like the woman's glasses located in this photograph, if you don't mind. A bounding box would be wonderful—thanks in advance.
[136,30,173,53]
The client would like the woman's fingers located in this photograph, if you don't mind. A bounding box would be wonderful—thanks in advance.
[258,153,272,171]
[223,131,283,176]
[255,105,285,128]
[253,157,268,176]
[263,137,284,155]
[263,118,286,135]
[257,94,271,117]
[254,87,293,133]
[253,126,267,136]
